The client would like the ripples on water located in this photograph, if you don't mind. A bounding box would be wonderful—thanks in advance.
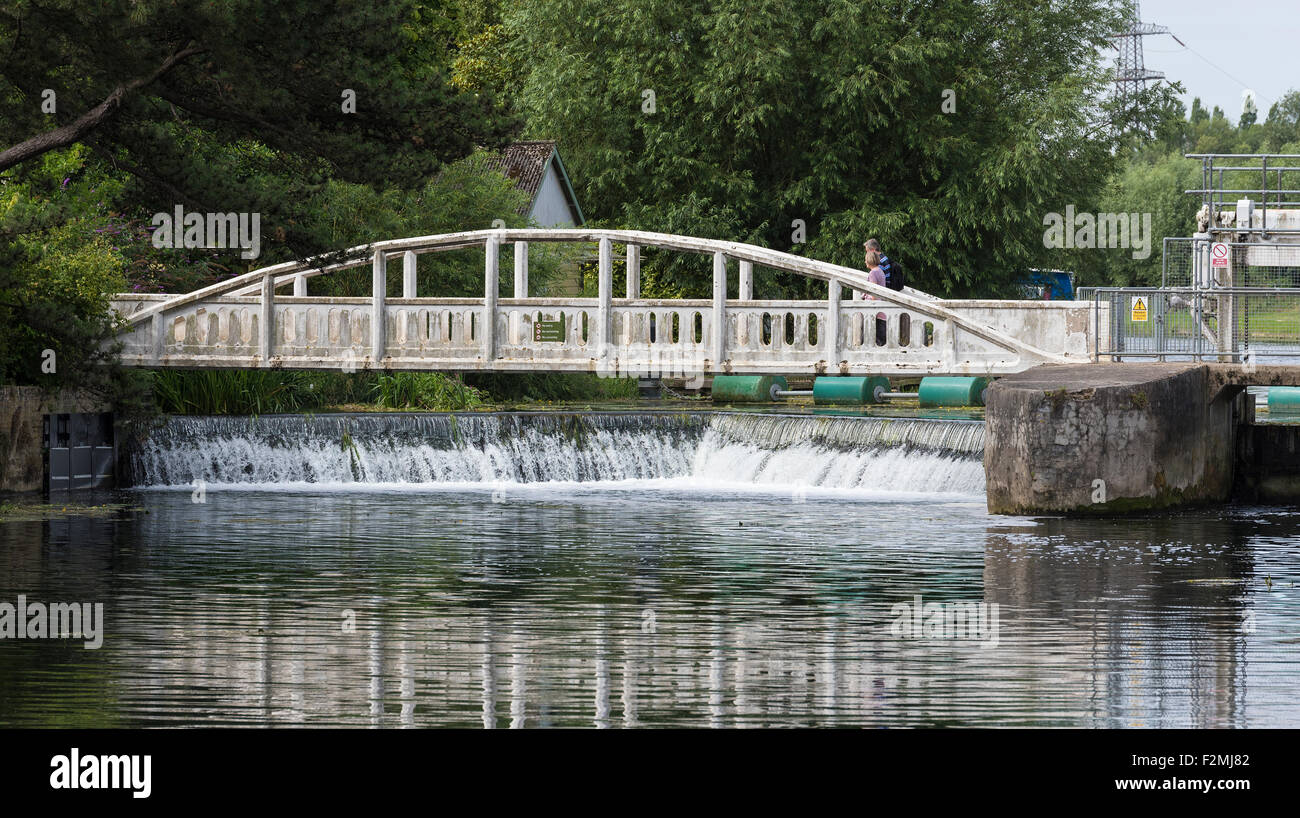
[1,413,1298,728]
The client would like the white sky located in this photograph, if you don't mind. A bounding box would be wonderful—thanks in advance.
[1130,0,1300,119]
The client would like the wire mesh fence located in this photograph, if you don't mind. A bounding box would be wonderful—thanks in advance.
[1087,287,1300,361]
[1162,237,1195,287]
[1161,237,1300,288]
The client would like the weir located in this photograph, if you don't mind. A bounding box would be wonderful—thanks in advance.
[125,411,985,495]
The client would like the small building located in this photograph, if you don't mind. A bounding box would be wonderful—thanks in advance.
[487,140,585,228]
[486,141,586,295]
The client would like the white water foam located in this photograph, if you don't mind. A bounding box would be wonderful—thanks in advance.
[129,412,986,498]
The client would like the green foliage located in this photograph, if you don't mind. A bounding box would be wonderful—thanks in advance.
[1263,92,1300,148]
[508,0,1137,297]
[147,368,637,415]
[295,372,381,407]
[0,0,518,269]
[148,369,491,414]
[0,157,128,389]
[463,372,639,402]
[1159,92,1300,156]
[3,145,230,293]
[1065,89,1300,288]
[372,372,485,410]
[301,150,578,298]
[452,24,519,96]
[149,370,324,415]
[0,1,527,399]
[1061,150,1201,287]
[0,144,240,389]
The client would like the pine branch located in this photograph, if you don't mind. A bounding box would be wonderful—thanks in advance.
[0,44,205,172]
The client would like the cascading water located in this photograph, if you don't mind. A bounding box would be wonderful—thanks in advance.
[127,411,986,496]
[694,414,984,494]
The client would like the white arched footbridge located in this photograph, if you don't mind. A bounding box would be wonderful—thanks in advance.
[109,229,1096,377]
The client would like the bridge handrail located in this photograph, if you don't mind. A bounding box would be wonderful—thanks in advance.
[117,228,1064,361]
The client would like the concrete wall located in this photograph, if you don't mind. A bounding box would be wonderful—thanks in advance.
[985,364,1249,514]
[937,300,1096,360]
[0,386,46,494]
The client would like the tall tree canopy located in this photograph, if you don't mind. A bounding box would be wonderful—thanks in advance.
[505,0,1160,297]
[0,0,520,390]
[0,0,516,259]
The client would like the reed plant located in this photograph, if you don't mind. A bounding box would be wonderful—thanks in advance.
[372,372,485,410]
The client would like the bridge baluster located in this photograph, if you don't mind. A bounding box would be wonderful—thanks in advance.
[827,280,841,366]
[260,272,274,365]
[484,236,499,362]
[151,312,165,364]
[372,250,387,364]
[513,241,528,298]
[626,244,640,299]
[739,260,753,300]
[712,252,727,367]
[599,238,613,364]
[402,251,417,299]
[510,242,528,345]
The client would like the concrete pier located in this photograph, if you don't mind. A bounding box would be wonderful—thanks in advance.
[985,363,1300,515]
[0,386,46,494]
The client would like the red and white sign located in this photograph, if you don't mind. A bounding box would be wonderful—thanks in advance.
[1211,242,1230,268]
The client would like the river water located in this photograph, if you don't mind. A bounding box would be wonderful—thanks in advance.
[2,411,1298,728]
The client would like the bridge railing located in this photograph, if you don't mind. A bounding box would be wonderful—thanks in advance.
[109,229,1082,376]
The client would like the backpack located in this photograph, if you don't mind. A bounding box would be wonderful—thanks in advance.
[881,255,905,291]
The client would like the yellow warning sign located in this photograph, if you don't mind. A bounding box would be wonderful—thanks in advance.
[1131,296,1148,322]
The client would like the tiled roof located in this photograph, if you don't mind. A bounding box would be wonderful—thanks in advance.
[484,140,558,215]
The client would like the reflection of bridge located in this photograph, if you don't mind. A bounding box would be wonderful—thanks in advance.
[109,229,1095,377]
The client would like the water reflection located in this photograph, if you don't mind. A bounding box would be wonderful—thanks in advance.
[983,516,1259,728]
[1,491,1297,727]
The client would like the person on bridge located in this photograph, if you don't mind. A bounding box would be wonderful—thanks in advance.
[862,248,888,346]
[863,238,899,289]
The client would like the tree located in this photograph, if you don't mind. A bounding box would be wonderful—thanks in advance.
[0,0,522,390]
[507,0,1150,297]
[1264,91,1300,148]
[0,0,517,265]
[1064,150,1201,287]
[300,150,578,299]
[0,149,127,390]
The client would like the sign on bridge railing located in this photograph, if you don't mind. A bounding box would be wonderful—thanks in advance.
[533,318,565,343]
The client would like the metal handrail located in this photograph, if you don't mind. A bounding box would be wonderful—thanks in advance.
[1186,153,1300,159]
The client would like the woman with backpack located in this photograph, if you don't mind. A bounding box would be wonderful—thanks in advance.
[862,249,888,346]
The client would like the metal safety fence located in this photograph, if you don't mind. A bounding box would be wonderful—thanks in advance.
[1082,287,1300,361]
[1162,237,1300,288]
